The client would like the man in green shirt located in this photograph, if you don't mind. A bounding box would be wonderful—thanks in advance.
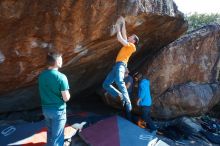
[39,52,70,146]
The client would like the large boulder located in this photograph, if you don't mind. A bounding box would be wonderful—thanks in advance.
[0,0,187,113]
[142,24,220,97]
[140,24,220,118]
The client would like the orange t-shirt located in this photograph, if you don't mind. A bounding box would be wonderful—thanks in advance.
[116,43,136,64]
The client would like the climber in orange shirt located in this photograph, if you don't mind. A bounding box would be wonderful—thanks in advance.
[103,16,139,121]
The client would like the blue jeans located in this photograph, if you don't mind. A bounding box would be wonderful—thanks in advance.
[141,106,156,132]
[103,62,132,120]
[42,108,66,146]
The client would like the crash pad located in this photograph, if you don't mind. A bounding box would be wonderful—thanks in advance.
[0,112,108,146]
[80,116,159,146]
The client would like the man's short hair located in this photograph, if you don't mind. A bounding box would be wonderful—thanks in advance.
[47,52,62,66]
[133,34,139,46]
[133,72,142,79]
[133,72,149,80]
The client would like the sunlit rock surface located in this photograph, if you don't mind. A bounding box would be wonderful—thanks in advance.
[142,24,220,118]
[142,24,220,97]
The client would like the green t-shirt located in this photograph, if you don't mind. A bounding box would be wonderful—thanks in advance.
[38,69,69,109]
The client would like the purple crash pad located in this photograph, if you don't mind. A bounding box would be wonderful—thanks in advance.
[80,116,156,146]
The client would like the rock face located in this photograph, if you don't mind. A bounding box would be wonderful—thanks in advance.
[0,0,187,113]
[140,24,220,118]
[142,24,220,97]
[154,82,220,119]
